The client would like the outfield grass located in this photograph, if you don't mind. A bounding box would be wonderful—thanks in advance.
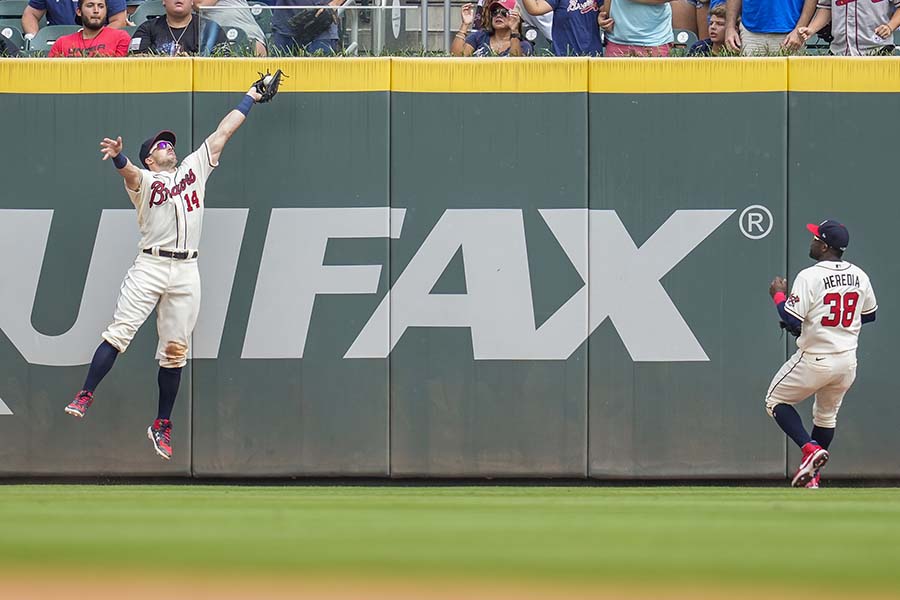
[1,486,899,593]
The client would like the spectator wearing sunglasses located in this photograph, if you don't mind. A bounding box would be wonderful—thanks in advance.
[452,0,533,56]
[521,0,603,55]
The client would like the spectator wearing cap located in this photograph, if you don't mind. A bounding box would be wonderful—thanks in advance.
[799,0,900,55]
[48,0,130,56]
[22,0,126,39]
[724,0,816,55]
[193,0,268,55]
[600,0,675,57]
[521,0,603,55]
[452,0,533,56]
[688,1,726,54]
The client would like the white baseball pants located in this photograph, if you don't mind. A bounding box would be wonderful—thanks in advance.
[102,253,201,368]
[765,349,857,428]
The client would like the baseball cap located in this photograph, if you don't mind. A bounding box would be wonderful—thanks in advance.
[806,219,849,251]
[488,0,516,11]
[138,130,177,168]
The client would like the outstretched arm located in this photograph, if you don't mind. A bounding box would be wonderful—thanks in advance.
[100,136,142,191]
[206,87,263,165]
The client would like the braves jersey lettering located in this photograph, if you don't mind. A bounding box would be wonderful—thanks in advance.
[127,143,216,251]
[819,0,900,55]
[783,261,877,353]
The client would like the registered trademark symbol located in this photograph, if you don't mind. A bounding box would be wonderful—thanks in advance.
[739,205,773,240]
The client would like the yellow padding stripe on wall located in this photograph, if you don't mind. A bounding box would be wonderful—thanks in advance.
[590,58,787,93]
[193,57,390,92]
[392,57,588,93]
[0,58,192,93]
[789,57,900,92]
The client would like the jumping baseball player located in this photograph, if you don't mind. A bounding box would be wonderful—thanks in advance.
[767,220,877,488]
[64,71,284,460]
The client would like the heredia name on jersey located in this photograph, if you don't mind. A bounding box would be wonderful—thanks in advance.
[823,273,860,290]
[149,169,197,207]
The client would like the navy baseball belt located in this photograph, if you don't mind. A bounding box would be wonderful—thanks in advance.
[142,248,198,260]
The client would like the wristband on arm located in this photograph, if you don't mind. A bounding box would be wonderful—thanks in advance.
[236,95,254,116]
[112,154,128,169]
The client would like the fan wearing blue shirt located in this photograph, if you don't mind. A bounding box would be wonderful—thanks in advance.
[724,0,816,55]
[22,0,126,37]
[522,0,604,55]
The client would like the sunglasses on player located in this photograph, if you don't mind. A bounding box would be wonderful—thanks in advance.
[490,6,509,17]
[153,140,174,152]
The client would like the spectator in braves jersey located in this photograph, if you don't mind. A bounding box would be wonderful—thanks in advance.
[129,0,228,55]
[798,0,900,55]
[724,0,816,55]
[65,82,267,460]
[522,0,604,55]
[452,0,534,56]
[48,0,130,57]
[766,220,877,489]
[21,0,126,39]
[600,0,675,57]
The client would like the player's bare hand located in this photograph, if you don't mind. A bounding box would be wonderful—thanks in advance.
[598,11,614,32]
[874,24,893,39]
[246,86,263,103]
[100,136,123,161]
[769,276,788,298]
[724,25,741,52]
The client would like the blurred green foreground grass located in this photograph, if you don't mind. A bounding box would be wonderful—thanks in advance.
[1,486,899,592]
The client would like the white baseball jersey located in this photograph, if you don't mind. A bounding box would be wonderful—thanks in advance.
[818,0,900,56]
[125,142,217,252]
[784,260,877,354]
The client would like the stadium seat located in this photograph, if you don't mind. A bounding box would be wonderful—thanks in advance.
[249,1,271,35]
[130,0,164,25]
[804,34,830,55]
[672,28,698,51]
[0,21,24,51]
[0,0,28,19]
[26,24,80,54]
[123,24,137,37]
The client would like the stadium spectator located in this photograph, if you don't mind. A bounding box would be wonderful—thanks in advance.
[601,0,674,57]
[688,1,725,54]
[48,0,130,56]
[194,0,268,55]
[270,0,345,55]
[129,0,228,55]
[521,0,603,55]
[452,0,533,56]
[799,0,900,55]
[22,0,126,38]
[724,0,816,55]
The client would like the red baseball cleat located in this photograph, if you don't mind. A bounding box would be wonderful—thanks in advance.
[147,419,173,460]
[792,442,828,488]
[64,390,94,418]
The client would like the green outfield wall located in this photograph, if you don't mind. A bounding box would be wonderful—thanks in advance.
[0,57,896,479]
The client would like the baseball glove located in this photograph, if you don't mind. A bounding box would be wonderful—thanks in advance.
[288,7,335,47]
[779,320,801,337]
[252,70,286,104]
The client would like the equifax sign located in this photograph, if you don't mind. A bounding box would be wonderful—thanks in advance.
[0,207,734,366]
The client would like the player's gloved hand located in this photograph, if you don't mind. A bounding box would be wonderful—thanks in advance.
[769,276,788,299]
[251,70,286,104]
[246,86,263,103]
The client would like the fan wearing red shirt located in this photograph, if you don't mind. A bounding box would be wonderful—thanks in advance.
[48,0,130,57]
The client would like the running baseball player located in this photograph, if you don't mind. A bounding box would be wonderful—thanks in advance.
[64,72,283,460]
[767,220,877,488]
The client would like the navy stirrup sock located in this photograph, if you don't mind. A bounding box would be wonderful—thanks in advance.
[157,366,183,421]
[82,341,119,392]
[772,404,813,448]
[811,426,835,450]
